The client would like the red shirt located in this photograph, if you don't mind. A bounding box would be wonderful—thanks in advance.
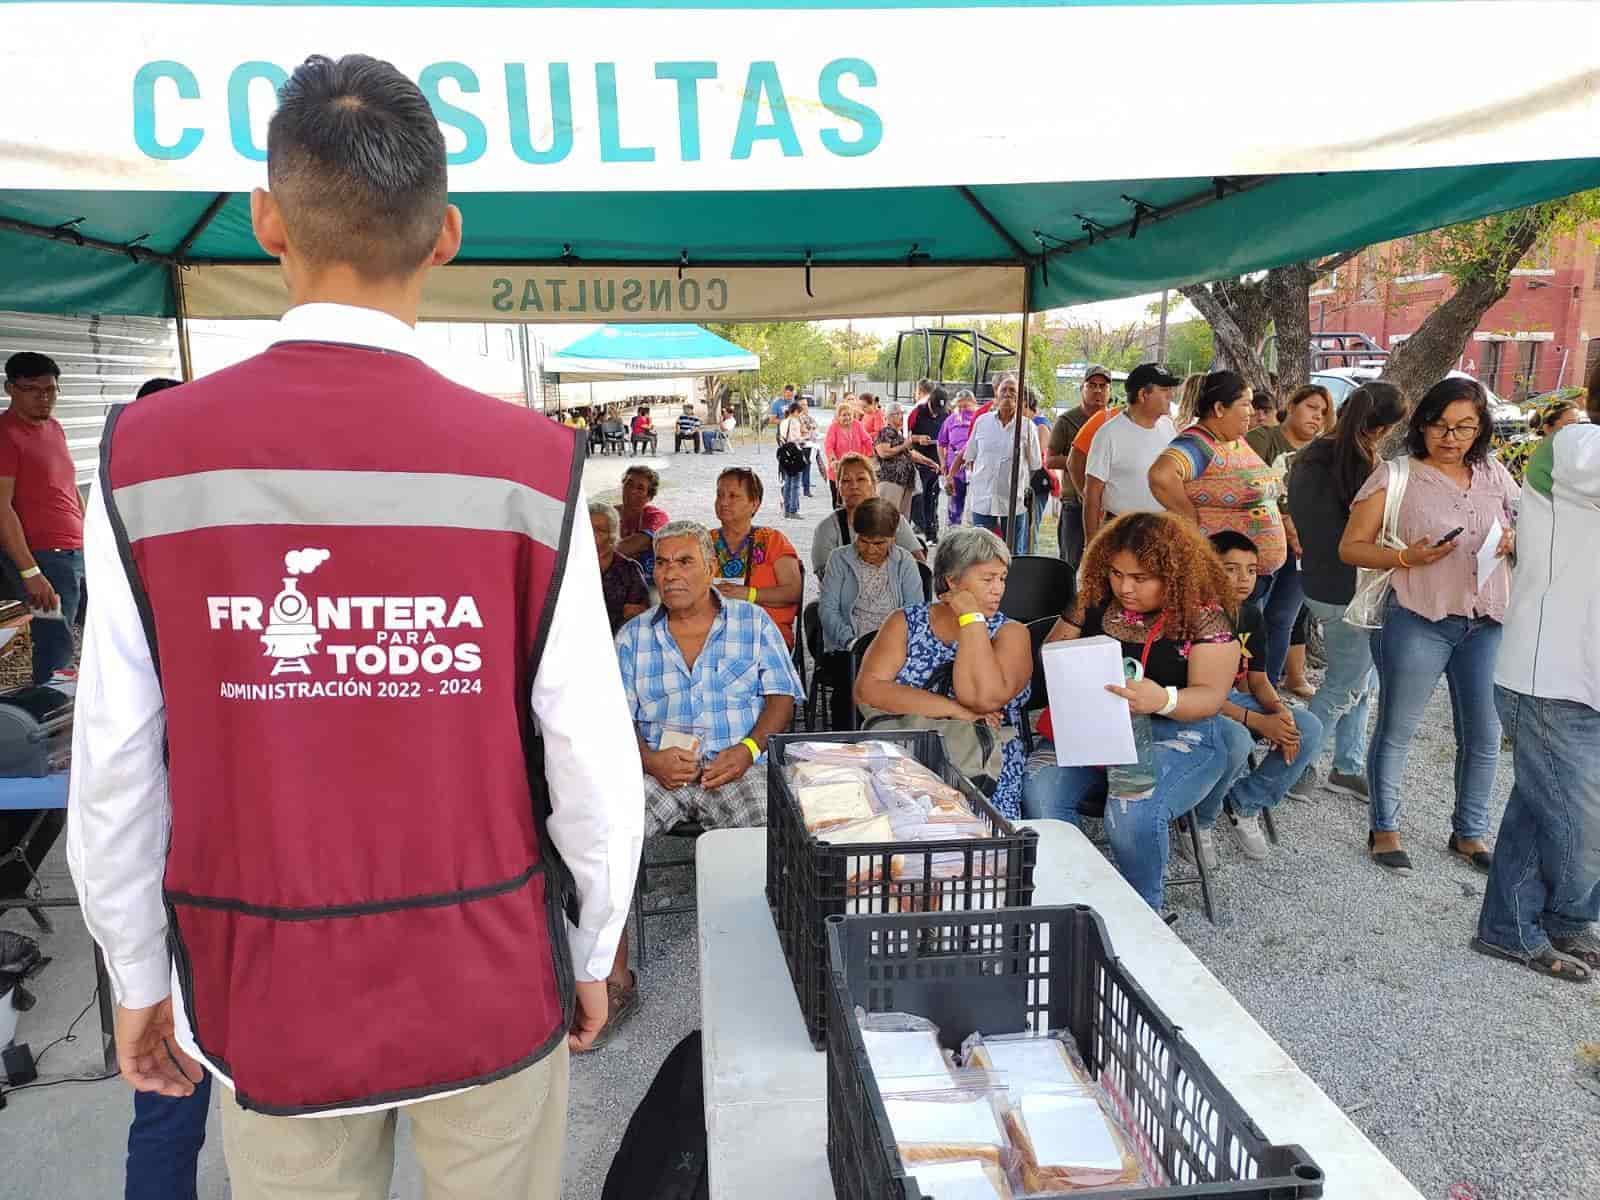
[0,410,83,550]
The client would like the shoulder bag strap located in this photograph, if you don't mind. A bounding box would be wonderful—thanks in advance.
[1379,456,1411,549]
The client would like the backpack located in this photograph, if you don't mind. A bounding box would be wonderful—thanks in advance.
[776,440,809,477]
[602,1031,709,1200]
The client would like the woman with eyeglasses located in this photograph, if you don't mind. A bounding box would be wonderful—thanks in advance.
[1340,378,1518,877]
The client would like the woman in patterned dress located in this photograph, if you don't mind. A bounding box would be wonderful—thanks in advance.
[853,527,1033,817]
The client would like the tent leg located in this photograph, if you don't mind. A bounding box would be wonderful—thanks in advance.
[1003,271,1034,541]
[172,264,195,382]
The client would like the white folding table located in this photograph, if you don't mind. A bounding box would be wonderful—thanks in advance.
[697,819,1423,1200]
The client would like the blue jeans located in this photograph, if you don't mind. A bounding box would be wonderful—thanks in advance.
[1368,601,1502,838]
[1476,688,1600,956]
[126,1070,211,1200]
[1259,557,1304,686]
[32,548,84,685]
[801,453,814,495]
[947,477,968,526]
[1303,597,1376,776]
[1224,691,1325,816]
[974,511,1027,554]
[1022,714,1249,909]
[780,472,803,516]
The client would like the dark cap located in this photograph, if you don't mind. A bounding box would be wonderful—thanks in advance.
[1082,364,1113,384]
[1125,362,1181,399]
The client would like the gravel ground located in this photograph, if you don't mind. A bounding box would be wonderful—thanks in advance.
[6,424,1597,1200]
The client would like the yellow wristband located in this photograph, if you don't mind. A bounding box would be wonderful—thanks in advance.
[18,566,40,580]
[740,737,760,761]
[957,611,984,628]
[747,586,758,603]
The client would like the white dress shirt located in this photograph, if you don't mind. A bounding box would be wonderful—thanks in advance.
[960,410,1042,517]
[67,303,644,1114]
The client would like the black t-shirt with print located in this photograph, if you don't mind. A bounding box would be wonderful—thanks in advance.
[1233,601,1263,686]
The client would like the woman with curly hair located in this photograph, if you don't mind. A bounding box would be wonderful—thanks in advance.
[1024,512,1249,910]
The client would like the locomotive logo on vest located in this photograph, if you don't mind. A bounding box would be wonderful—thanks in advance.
[206,548,485,701]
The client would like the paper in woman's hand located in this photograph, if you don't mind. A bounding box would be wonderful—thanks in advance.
[1041,636,1136,767]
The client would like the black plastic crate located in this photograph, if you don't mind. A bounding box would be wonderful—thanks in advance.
[825,905,1325,1200]
[765,730,1038,1049]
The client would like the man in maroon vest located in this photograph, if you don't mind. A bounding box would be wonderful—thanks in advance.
[67,54,643,1198]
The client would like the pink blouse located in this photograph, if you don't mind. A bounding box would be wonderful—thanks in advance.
[1353,456,1519,623]
[823,421,874,478]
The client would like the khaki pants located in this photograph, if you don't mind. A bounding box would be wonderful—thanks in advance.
[221,1042,570,1200]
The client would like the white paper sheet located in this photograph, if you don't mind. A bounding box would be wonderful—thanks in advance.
[972,1038,1089,1105]
[1476,517,1505,591]
[885,1095,1004,1148]
[861,1029,952,1081]
[910,1160,1007,1200]
[1041,636,1137,766]
[1019,1093,1124,1172]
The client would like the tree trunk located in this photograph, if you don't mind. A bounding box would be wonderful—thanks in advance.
[1177,281,1273,394]
[1263,265,1316,393]
[1380,211,1554,404]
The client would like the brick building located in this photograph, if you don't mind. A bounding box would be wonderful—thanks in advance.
[1308,224,1600,400]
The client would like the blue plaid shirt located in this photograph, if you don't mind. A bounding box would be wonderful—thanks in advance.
[616,594,804,758]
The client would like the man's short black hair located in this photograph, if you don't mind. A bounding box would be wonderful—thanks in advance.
[783,383,796,393]
[136,377,183,399]
[5,352,60,382]
[1209,530,1259,559]
[267,54,448,279]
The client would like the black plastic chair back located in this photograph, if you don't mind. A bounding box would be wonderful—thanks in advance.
[916,560,934,603]
[999,554,1074,625]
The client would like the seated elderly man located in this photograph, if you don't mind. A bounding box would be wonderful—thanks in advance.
[604,520,804,1039]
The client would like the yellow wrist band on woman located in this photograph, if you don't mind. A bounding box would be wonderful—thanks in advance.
[747,586,758,603]
[740,737,761,761]
[957,611,984,628]
[18,566,40,580]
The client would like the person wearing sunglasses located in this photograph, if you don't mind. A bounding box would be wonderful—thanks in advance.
[1340,377,1518,877]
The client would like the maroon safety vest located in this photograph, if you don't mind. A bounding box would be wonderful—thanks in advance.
[100,340,581,1115]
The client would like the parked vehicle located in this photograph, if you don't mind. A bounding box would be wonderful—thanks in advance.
[890,327,1016,405]
[1311,366,1528,437]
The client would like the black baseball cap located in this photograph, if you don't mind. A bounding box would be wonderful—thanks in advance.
[1125,362,1182,399]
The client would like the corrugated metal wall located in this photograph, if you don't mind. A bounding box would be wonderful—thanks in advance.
[0,311,180,486]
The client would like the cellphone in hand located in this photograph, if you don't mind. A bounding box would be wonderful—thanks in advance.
[1433,526,1464,548]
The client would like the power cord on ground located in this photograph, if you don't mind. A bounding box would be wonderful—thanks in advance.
[1,983,118,1107]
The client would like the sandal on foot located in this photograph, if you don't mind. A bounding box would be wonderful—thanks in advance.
[576,972,640,1052]
[1368,830,1412,874]
[1447,834,1493,872]
[1470,937,1592,983]
[1551,930,1600,969]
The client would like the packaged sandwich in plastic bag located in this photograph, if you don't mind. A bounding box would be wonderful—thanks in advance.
[878,1072,1017,1172]
[788,761,877,833]
[855,1010,956,1084]
[961,1032,1158,1194]
[892,824,1007,884]
[1004,1089,1150,1193]
[959,1032,1093,1105]
[784,739,912,767]
[873,758,974,818]
[911,1158,1016,1200]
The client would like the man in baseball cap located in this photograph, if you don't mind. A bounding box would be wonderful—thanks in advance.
[1046,364,1116,568]
[1081,362,1181,542]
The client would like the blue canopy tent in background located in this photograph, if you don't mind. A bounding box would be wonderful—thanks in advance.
[544,324,759,382]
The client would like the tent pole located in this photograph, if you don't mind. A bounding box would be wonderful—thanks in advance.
[1003,270,1033,548]
[172,265,195,382]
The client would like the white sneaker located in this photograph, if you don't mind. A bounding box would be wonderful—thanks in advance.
[1174,824,1219,871]
[1230,812,1270,860]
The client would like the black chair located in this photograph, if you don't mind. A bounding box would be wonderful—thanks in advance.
[631,820,703,968]
[674,425,700,453]
[587,425,605,457]
[1017,617,1055,757]
[916,559,934,603]
[841,630,878,731]
[788,561,809,728]
[999,555,1074,625]
[630,429,658,455]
